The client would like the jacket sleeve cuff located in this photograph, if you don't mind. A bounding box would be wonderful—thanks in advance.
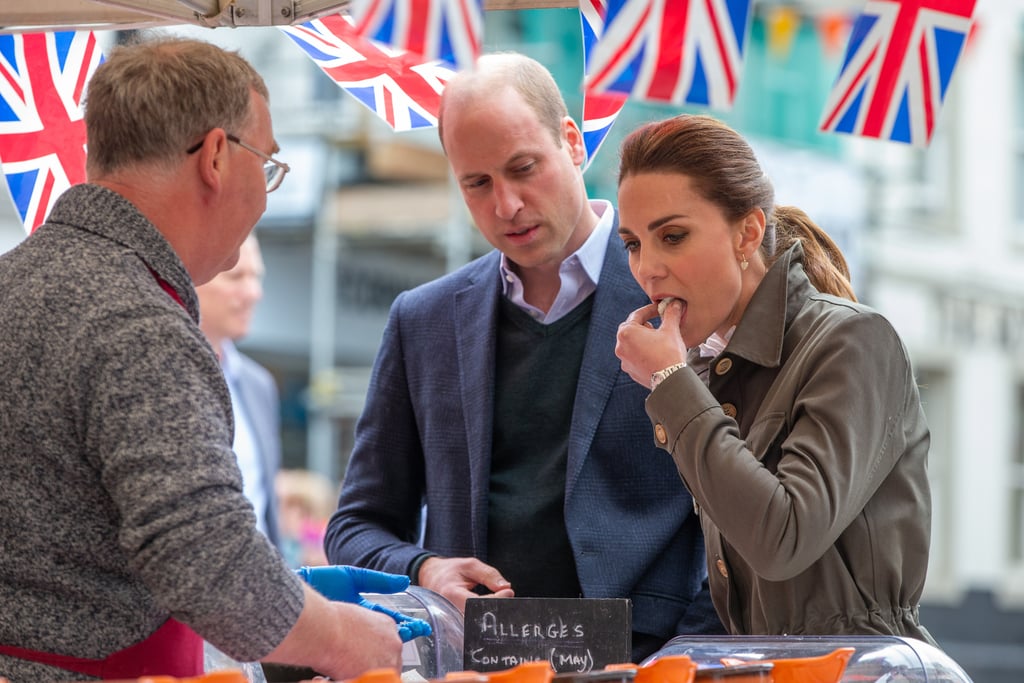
[408,552,438,585]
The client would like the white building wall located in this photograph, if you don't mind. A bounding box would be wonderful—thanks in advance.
[860,0,1024,609]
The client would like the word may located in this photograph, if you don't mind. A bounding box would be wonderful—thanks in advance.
[551,648,595,673]
[478,612,585,640]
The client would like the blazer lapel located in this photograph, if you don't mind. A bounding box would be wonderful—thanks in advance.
[566,216,647,495]
[453,252,502,555]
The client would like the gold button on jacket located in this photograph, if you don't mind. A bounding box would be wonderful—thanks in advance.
[716,558,729,578]
[654,423,668,444]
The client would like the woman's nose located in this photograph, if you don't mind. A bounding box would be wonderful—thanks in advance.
[632,248,664,284]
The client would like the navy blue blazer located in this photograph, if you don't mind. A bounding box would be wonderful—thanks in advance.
[326,221,722,648]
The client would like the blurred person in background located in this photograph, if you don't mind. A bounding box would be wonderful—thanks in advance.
[276,469,337,568]
[614,114,934,643]
[0,35,416,682]
[197,233,283,551]
[325,52,723,663]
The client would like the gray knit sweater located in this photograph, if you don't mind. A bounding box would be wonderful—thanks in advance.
[0,184,303,682]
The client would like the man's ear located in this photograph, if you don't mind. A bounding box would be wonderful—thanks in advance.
[562,116,587,167]
[194,128,229,192]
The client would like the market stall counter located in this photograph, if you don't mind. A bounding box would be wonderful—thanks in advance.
[65,592,972,683]
[268,595,972,683]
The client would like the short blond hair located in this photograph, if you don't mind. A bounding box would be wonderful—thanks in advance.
[438,52,568,152]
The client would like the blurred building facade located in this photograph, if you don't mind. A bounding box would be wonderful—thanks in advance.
[0,0,1022,678]
[841,2,1024,678]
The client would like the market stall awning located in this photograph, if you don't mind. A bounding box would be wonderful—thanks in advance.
[0,0,577,33]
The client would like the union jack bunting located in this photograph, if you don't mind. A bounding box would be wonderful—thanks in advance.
[584,0,753,108]
[580,0,628,171]
[819,0,976,146]
[0,31,102,232]
[347,0,483,72]
[281,14,455,132]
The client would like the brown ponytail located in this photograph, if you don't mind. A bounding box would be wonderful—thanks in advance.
[772,206,856,301]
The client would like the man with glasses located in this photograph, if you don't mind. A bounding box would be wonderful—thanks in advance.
[0,36,413,682]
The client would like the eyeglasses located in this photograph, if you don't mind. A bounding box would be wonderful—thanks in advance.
[186,132,290,193]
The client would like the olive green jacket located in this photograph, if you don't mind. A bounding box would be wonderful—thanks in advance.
[646,243,934,643]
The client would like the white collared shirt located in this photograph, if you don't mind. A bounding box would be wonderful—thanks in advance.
[499,199,614,324]
[699,325,736,359]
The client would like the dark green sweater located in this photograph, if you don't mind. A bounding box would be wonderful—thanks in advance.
[487,295,594,597]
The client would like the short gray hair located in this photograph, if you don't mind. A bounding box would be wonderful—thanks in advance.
[84,34,269,174]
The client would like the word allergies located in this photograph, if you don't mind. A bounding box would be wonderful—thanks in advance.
[479,611,585,640]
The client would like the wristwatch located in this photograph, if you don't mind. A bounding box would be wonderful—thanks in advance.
[650,361,687,391]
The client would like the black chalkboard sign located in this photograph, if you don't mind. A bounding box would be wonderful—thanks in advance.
[463,598,631,674]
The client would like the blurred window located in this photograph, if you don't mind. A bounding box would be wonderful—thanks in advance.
[1014,27,1024,232]
[917,366,954,596]
[1011,382,1024,564]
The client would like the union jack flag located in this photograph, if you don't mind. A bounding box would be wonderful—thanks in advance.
[584,0,753,108]
[347,0,483,72]
[819,0,977,146]
[0,30,102,233]
[580,0,628,171]
[281,14,455,132]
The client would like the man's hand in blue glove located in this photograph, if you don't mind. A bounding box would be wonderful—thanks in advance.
[296,565,433,642]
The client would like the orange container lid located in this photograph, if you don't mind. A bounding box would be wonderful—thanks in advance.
[83,670,251,683]
[717,646,854,683]
[694,663,773,683]
[486,661,555,683]
[344,668,406,683]
[634,655,697,683]
[442,661,555,683]
[760,647,854,683]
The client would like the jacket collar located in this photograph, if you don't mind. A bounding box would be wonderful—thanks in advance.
[726,242,815,370]
[46,183,199,322]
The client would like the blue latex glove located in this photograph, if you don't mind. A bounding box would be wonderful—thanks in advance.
[296,565,433,642]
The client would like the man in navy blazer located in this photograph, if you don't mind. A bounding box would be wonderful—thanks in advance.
[325,53,722,661]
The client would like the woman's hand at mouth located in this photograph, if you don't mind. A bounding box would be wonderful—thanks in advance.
[616,298,689,388]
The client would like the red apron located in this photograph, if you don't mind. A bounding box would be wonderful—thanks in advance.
[0,617,205,679]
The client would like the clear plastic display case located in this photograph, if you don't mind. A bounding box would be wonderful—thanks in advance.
[368,586,466,679]
[209,596,974,683]
[644,635,973,683]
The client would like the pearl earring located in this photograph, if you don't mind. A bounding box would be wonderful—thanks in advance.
[740,253,749,271]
